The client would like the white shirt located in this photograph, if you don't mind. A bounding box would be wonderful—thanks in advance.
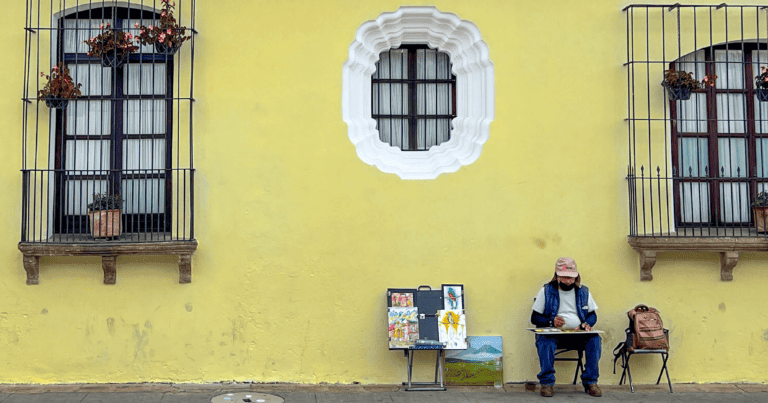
[532,286,598,329]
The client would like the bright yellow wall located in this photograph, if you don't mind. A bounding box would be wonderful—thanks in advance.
[0,0,766,385]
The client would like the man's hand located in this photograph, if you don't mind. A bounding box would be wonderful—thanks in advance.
[553,316,565,328]
[578,323,592,331]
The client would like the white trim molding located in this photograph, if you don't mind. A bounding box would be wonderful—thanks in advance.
[342,7,494,180]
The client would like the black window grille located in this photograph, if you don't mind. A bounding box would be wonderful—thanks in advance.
[21,1,196,243]
[372,45,456,151]
[625,4,768,237]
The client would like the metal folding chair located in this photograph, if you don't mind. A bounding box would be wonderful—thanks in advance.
[554,347,585,384]
[616,328,672,393]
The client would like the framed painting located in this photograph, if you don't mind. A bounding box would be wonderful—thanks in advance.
[442,284,464,311]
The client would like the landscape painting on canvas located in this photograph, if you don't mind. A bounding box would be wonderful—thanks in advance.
[445,336,503,386]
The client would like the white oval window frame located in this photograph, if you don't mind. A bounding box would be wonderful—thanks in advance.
[342,6,495,180]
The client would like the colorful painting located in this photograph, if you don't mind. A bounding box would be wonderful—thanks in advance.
[437,309,467,349]
[388,307,419,348]
[445,336,503,386]
[390,292,414,307]
[442,285,463,311]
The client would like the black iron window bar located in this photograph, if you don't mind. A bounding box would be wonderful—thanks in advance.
[21,0,196,243]
[625,3,768,237]
[372,45,457,151]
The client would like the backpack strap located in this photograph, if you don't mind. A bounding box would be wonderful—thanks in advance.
[612,341,626,374]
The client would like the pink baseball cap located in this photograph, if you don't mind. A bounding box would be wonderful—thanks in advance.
[555,257,579,277]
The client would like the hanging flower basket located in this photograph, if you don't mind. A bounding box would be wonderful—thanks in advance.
[84,23,138,69]
[136,0,191,57]
[37,63,81,109]
[100,50,130,69]
[661,81,693,101]
[43,96,69,109]
[757,88,768,103]
[154,41,181,56]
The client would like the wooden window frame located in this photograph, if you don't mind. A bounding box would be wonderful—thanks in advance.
[670,42,768,228]
[53,5,174,234]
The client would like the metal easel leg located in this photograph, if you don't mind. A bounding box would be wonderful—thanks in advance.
[407,350,414,390]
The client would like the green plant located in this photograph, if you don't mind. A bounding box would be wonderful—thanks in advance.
[752,191,768,208]
[37,63,82,100]
[135,0,191,49]
[87,193,123,211]
[662,69,717,89]
[84,23,139,57]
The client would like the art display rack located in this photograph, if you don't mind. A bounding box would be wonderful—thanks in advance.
[386,284,466,391]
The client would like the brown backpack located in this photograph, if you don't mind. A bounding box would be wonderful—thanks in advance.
[626,304,668,352]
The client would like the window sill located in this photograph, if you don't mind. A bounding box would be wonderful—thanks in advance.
[18,239,197,285]
[627,235,767,281]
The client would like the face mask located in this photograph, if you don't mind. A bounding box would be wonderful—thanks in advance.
[558,282,575,291]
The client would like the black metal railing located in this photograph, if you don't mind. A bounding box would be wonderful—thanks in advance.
[627,165,768,237]
[21,0,196,244]
[21,168,194,243]
[625,4,768,237]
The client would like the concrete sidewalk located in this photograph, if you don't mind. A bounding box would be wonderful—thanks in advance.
[0,383,766,403]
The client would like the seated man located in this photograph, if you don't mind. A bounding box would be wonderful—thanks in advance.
[531,257,602,398]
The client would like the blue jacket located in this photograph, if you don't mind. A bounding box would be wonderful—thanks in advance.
[531,282,597,328]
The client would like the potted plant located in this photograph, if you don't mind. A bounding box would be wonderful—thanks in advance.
[135,0,191,56]
[661,69,717,101]
[752,191,768,232]
[37,63,82,109]
[84,23,139,68]
[755,66,768,102]
[87,193,123,239]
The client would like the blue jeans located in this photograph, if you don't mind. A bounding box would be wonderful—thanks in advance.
[535,334,601,386]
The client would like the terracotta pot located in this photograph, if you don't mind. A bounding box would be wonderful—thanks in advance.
[88,209,122,239]
[753,206,768,232]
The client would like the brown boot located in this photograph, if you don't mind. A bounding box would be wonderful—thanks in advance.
[540,385,554,397]
[585,384,602,397]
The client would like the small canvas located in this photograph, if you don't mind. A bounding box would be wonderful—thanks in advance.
[390,292,414,307]
[388,307,419,348]
[445,336,503,386]
[442,285,463,311]
[437,309,467,349]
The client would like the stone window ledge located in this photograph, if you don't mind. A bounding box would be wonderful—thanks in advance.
[18,240,198,285]
[628,236,767,281]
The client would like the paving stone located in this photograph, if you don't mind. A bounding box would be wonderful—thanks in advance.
[698,383,745,393]
[81,392,164,403]
[0,387,44,394]
[2,393,88,403]
[37,385,81,393]
[160,393,215,403]
[327,385,364,393]
[316,392,394,403]
[269,392,316,403]
[362,385,399,393]
[612,391,684,402]
[391,391,471,403]
[734,384,768,393]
